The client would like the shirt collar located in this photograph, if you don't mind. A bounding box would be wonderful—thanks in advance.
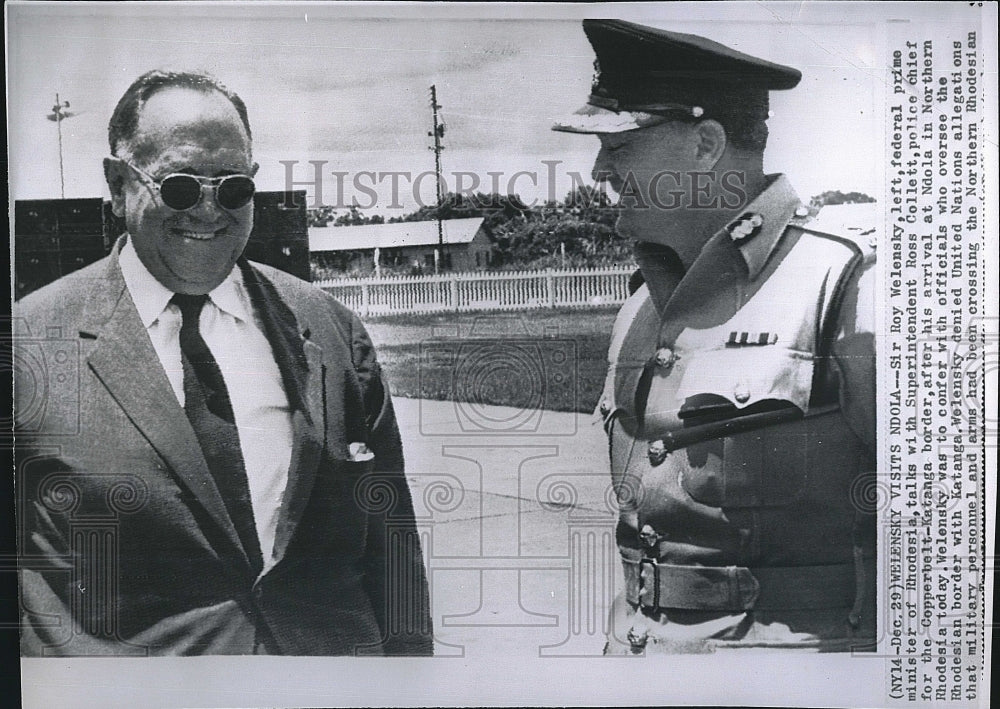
[118,236,251,327]
[209,267,252,324]
[718,173,803,281]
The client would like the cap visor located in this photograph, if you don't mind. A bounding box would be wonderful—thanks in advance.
[551,103,664,134]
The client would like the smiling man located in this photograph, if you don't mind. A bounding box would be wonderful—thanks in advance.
[554,21,878,653]
[15,70,432,656]
[106,81,260,295]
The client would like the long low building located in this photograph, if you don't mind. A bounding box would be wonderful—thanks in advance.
[309,217,492,273]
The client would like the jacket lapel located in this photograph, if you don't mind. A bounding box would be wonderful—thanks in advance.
[238,262,326,565]
[81,252,252,572]
[271,341,325,563]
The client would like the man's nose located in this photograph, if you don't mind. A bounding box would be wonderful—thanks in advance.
[187,185,227,219]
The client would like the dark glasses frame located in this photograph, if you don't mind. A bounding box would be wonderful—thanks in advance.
[120,159,256,211]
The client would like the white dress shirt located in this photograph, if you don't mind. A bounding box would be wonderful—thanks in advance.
[119,240,293,575]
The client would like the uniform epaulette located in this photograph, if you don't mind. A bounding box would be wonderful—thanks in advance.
[793,203,878,266]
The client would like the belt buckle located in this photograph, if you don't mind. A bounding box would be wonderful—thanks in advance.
[638,557,659,610]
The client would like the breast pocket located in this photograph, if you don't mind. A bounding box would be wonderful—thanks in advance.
[299,455,376,557]
[674,347,815,509]
[680,426,811,509]
[675,346,814,414]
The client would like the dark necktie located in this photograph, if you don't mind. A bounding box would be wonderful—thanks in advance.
[172,293,264,577]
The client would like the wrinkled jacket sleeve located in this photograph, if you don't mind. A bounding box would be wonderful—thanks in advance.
[350,314,434,655]
[830,256,877,455]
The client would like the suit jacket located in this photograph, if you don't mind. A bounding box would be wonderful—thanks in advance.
[15,241,432,656]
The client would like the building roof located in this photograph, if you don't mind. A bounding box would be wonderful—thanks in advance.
[309,217,485,252]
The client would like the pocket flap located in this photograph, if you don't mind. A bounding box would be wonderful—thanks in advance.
[675,347,814,413]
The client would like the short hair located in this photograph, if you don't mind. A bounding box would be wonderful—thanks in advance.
[108,70,252,157]
[719,114,769,153]
[667,92,770,153]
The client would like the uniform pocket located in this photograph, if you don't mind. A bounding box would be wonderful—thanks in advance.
[675,347,814,414]
[669,347,812,508]
[680,420,811,508]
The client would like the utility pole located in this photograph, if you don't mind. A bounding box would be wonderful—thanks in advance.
[428,85,446,273]
[47,94,77,199]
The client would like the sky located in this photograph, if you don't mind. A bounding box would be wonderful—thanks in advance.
[7,2,887,215]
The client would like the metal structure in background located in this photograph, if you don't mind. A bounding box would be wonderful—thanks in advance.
[429,85,447,273]
[242,191,312,282]
[14,191,311,300]
[46,94,77,199]
[14,198,107,300]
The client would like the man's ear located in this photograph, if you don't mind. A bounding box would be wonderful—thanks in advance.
[693,119,727,168]
[104,157,127,218]
[250,161,259,177]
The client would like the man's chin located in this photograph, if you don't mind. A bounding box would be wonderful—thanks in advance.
[616,214,654,244]
[160,260,236,295]
[617,211,687,249]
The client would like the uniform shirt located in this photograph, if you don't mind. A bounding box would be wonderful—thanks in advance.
[601,174,878,652]
[119,240,294,574]
[607,174,876,449]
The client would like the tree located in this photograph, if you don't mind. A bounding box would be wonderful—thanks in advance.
[307,206,336,227]
[331,205,384,226]
[809,190,876,208]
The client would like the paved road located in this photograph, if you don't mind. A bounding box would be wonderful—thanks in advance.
[392,396,619,657]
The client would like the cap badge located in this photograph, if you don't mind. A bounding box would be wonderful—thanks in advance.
[590,58,602,94]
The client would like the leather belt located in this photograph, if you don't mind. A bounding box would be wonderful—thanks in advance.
[622,555,867,612]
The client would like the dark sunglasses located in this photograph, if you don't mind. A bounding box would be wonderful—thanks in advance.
[123,160,256,211]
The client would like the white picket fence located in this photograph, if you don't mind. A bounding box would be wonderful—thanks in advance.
[314,265,635,316]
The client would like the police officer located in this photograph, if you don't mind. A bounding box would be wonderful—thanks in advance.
[554,20,877,653]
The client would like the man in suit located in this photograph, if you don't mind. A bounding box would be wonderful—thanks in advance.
[554,21,877,652]
[15,70,433,655]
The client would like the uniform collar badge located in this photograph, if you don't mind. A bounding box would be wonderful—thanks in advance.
[727,212,764,242]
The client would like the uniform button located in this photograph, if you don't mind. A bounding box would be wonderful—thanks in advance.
[653,347,676,371]
[794,206,810,218]
[599,398,611,418]
[647,439,668,466]
[848,608,862,629]
[734,384,751,404]
[639,524,662,549]
[627,627,649,652]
